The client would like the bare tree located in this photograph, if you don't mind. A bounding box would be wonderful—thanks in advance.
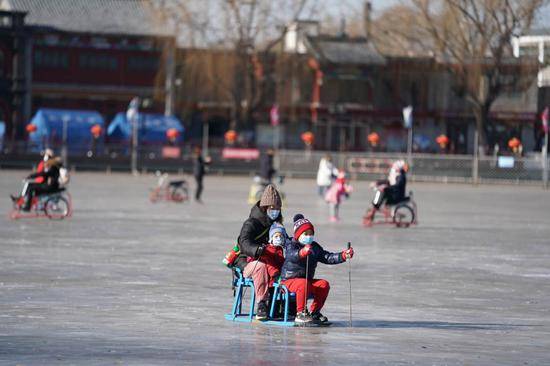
[408,0,546,148]
[149,0,312,130]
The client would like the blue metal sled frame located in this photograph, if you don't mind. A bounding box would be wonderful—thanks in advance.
[226,271,296,327]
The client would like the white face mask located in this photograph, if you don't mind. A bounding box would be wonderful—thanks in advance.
[298,234,314,245]
[272,236,284,246]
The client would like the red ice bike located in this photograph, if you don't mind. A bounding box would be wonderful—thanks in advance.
[10,188,72,220]
[363,186,418,228]
[149,172,189,203]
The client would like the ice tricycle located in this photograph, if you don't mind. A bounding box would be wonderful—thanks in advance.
[10,188,72,220]
[149,171,189,203]
[363,189,418,228]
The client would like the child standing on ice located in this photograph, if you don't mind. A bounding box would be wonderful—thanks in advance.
[324,170,353,222]
[281,214,354,324]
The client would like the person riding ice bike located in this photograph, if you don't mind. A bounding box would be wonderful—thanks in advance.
[364,160,409,223]
[10,148,54,204]
[13,157,68,211]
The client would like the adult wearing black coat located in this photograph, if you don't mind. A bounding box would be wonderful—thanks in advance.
[259,149,275,183]
[22,157,62,211]
[365,161,408,222]
[236,184,283,320]
[193,147,210,203]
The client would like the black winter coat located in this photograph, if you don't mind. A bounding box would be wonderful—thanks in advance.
[259,153,275,181]
[235,201,281,270]
[29,166,61,190]
[281,239,343,280]
[193,155,206,178]
[386,170,406,204]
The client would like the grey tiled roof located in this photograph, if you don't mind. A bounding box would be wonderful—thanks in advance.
[525,28,550,37]
[306,35,385,65]
[1,0,172,36]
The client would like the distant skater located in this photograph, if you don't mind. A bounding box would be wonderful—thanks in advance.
[193,147,210,203]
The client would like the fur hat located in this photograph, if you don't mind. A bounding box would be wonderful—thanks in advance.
[293,214,314,240]
[259,184,282,209]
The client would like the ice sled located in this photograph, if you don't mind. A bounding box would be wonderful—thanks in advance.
[224,268,331,327]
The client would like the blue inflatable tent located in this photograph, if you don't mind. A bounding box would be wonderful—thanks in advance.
[107,112,184,144]
[27,108,105,153]
[0,121,5,151]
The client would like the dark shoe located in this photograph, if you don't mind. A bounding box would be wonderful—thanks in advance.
[294,310,313,324]
[255,301,268,321]
[311,311,329,324]
[22,198,31,212]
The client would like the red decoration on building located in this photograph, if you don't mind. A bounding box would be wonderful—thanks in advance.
[307,58,323,123]
[166,128,180,141]
[367,132,380,147]
[26,124,37,133]
[224,129,237,144]
[436,134,449,148]
[301,131,314,146]
[508,137,521,152]
[90,124,102,138]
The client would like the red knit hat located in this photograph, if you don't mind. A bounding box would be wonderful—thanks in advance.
[293,214,314,240]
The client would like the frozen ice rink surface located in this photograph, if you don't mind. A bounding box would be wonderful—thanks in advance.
[1,170,550,365]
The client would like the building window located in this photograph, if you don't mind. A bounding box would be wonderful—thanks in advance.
[79,53,118,70]
[127,56,159,71]
[33,49,69,69]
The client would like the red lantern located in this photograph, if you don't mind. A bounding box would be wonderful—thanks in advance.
[166,128,180,141]
[301,131,315,146]
[90,124,102,139]
[367,132,380,147]
[26,124,37,133]
[508,137,521,152]
[224,129,237,144]
[436,134,449,148]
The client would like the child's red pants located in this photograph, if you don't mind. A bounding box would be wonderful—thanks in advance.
[282,278,330,313]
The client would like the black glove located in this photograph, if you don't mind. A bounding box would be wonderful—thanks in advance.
[255,244,266,258]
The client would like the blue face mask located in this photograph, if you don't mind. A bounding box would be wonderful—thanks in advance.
[267,209,280,220]
[298,234,314,245]
[272,236,284,246]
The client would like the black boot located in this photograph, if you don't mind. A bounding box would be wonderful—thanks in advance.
[255,300,268,321]
[22,195,32,211]
[311,311,329,324]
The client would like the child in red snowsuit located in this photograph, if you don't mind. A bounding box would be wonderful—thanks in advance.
[281,214,354,324]
[324,170,353,222]
[243,222,286,320]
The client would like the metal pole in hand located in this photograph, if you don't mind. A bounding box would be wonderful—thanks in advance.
[304,253,309,316]
[347,241,352,328]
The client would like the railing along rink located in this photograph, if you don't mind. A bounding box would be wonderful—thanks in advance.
[0,142,548,186]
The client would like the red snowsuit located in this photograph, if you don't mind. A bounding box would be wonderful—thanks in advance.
[243,244,284,303]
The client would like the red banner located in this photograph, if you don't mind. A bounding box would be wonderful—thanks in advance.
[162,146,181,159]
[222,148,260,160]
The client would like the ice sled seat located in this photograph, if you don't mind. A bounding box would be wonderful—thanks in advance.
[225,268,256,322]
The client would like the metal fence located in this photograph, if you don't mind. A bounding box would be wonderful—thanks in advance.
[0,142,548,187]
